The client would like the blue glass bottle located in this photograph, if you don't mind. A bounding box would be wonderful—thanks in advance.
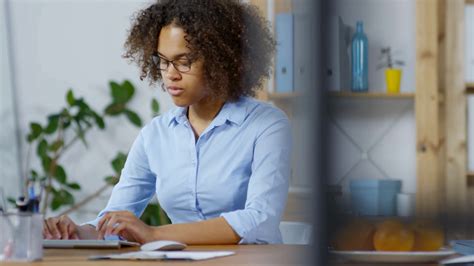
[351,21,369,92]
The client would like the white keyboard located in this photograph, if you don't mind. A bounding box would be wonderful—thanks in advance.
[43,239,140,249]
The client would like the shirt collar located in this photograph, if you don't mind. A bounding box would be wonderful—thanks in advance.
[167,106,187,126]
[167,97,248,127]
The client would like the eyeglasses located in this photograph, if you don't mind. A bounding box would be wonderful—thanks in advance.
[152,52,195,73]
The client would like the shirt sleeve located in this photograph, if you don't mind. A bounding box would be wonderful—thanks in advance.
[84,130,156,228]
[220,113,292,244]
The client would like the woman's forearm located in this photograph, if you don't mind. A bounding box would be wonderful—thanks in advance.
[152,217,241,244]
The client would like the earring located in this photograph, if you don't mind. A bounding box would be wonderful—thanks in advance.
[161,83,166,91]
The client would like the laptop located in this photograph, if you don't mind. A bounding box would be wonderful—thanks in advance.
[43,239,140,249]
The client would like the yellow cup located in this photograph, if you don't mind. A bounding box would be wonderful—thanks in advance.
[385,68,402,94]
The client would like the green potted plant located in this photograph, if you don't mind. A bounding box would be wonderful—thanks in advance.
[377,47,405,94]
[14,80,169,226]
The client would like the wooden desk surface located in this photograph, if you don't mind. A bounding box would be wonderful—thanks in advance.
[2,245,313,265]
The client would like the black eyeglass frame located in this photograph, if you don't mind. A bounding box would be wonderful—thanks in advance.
[152,52,197,73]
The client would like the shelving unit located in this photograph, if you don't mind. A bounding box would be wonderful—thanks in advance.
[416,0,474,237]
[468,172,474,186]
[328,91,415,99]
[467,83,474,93]
[267,92,301,100]
[250,0,473,232]
[465,4,474,236]
[250,0,313,222]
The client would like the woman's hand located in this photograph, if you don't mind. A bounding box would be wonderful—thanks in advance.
[43,215,79,240]
[96,211,156,244]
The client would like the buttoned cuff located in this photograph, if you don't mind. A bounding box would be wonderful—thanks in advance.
[221,209,272,244]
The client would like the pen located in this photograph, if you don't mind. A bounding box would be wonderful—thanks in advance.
[28,180,35,200]
[27,181,39,213]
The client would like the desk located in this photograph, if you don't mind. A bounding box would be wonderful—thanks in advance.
[1,245,313,265]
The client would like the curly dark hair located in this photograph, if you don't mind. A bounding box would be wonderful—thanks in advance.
[123,0,275,101]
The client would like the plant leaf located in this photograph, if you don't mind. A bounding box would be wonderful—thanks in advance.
[49,140,64,152]
[51,189,74,210]
[110,81,134,104]
[67,182,81,190]
[41,156,52,173]
[111,152,127,174]
[104,103,125,116]
[53,165,67,184]
[75,98,90,111]
[37,139,48,158]
[140,203,160,226]
[48,185,57,194]
[104,175,119,185]
[44,115,60,134]
[151,98,160,116]
[51,194,62,210]
[27,133,35,143]
[60,108,72,130]
[120,80,135,103]
[30,170,39,181]
[59,189,74,205]
[66,89,75,106]
[124,109,142,127]
[81,118,93,128]
[140,203,170,226]
[75,120,88,148]
[7,197,16,206]
[27,123,43,142]
[92,112,105,129]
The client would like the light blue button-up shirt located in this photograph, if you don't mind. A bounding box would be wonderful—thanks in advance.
[87,96,292,244]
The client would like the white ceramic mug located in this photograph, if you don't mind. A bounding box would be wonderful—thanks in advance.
[396,193,415,217]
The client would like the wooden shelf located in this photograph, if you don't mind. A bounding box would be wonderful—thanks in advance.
[267,92,301,100]
[467,83,474,94]
[468,172,474,187]
[329,91,415,99]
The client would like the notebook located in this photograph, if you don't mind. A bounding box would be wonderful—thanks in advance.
[89,250,235,261]
[43,239,140,249]
[451,240,474,255]
[440,240,474,265]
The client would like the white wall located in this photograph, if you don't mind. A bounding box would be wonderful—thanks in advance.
[466,5,474,84]
[7,0,177,222]
[0,0,21,207]
[325,0,416,208]
[6,0,310,222]
[466,5,474,171]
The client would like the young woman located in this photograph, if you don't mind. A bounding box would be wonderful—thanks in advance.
[43,0,291,245]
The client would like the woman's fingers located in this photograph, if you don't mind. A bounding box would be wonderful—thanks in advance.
[96,215,107,234]
[57,221,69,239]
[97,211,134,239]
[43,220,53,239]
[110,222,127,236]
[97,215,109,240]
[43,215,78,240]
[104,215,120,237]
[67,223,79,239]
[45,218,61,239]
